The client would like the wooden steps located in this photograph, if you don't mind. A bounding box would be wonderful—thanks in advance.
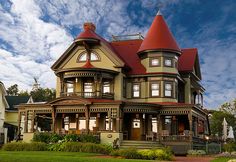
[120,140,163,149]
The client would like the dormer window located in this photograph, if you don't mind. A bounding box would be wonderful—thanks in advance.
[78,52,100,62]
[150,57,160,67]
[164,58,172,67]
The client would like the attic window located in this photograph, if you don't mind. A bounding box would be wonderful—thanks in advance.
[78,52,100,62]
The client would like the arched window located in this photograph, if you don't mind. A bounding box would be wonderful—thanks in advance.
[78,52,100,62]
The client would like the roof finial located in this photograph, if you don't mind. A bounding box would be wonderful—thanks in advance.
[156,2,164,16]
[156,10,162,16]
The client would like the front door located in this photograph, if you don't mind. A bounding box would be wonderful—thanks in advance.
[131,118,141,140]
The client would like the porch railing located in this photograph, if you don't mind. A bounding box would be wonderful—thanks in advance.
[60,91,114,99]
[161,135,190,142]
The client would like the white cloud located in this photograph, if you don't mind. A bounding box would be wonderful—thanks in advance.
[0,0,235,110]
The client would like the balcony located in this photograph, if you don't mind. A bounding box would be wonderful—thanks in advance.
[60,91,114,99]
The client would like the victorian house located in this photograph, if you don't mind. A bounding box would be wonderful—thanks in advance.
[18,11,209,154]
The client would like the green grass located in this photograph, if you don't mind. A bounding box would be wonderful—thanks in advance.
[211,157,235,162]
[0,151,155,162]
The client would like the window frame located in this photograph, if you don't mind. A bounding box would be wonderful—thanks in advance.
[66,83,74,93]
[102,81,111,94]
[164,57,173,67]
[149,57,161,67]
[132,83,141,98]
[164,81,173,98]
[77,51,100,62]
[83,82,93,97]
[149,81,160,97]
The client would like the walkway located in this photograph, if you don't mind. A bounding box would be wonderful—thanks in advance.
[174,156,214,162]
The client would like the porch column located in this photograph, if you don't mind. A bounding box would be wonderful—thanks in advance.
[60,74,65,96]
[120,110,123,133]
[24,110,28,133]
[188,113,193,142]
[51,107,56,133]
[156,114,160,141]
[85,105,90,134]
[108,109,112,131]
[201,93,203,107]
[30,111,35,133]
[17,111,22,136]
[116,107,120,132]
[157,114,162,141]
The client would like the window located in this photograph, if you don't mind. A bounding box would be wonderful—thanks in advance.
[150,82,160,97]
[67,83,74,93]
[78,53,87,61]
[78,52,100,62]
[84,82,93,97]
[133,83,140,98]
[103,82,110,93]
[164,58,172,67]
[164,82,173,97]
[90,53,99,60]
[150,58,160,67]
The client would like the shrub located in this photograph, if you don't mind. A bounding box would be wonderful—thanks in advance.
[50,133,64,143]
[32,132,51,143]
[2,142,47,151]
[79,134,99,143]
[64,134,79,142]
[138,149,156,160]
[32,132,99,144]
[187,149,206,156]
[116,148,141,159]
[111,148,173,160]
[154,148,173,160]
[224,142,236,153]
[60,142,112,154]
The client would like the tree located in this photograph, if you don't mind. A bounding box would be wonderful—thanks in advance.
[30,88,56,102]
[18,90,30,97]
[210,110,236,138]
[219,100,236,115]
[6,84,19,96]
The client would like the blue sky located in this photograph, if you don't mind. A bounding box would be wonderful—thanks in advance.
[0,0,236,109]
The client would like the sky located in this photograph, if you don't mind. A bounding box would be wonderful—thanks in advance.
[0,0,236,109]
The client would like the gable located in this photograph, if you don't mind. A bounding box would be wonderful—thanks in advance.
[178,48,202,80]
[52,42,125,72]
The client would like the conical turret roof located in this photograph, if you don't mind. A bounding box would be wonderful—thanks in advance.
[138,11,181,54]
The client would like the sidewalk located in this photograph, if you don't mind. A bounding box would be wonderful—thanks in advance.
[174,156,214,162]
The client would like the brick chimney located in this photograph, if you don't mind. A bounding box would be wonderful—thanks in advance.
[83,22,96,31]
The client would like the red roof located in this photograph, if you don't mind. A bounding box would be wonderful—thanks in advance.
[76,29,101,41]
[76,23,120,63]
[138,13,181,53]
[75,23,197,75]
[111,40,146,75]
[110,40,197,75]
[178,48,198,72]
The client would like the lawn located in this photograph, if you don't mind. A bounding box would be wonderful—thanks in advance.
[0,151,155,162]
[211,157,235,162]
